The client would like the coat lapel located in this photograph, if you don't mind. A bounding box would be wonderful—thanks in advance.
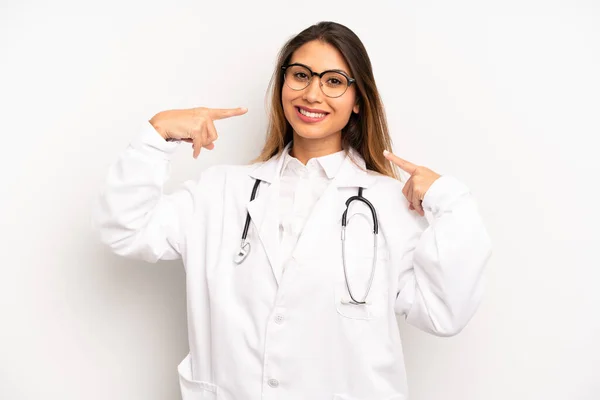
[291,148,376,259]
[245,145,377,285]
[246,145,288,286]
[334,148,377,222]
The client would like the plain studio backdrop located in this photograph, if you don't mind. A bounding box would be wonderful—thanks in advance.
[1,0,599,399]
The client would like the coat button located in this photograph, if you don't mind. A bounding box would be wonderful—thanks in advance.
[268,378,279,388]
[274,314,285,324]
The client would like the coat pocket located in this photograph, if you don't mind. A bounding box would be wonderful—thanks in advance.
[177,353,218,400]
[335,243,389,321]
[334,280,387,320]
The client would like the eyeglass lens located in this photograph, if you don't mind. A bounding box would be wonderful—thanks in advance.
[284,65,349,97]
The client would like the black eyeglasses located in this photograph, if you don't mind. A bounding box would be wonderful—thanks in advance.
[281,63,356,98]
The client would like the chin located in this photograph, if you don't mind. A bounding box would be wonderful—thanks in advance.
[292,126,335,141]
[284,106,343,141]
[293,129,322,139]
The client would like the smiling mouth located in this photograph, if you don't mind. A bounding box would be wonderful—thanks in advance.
[296,107,329,120]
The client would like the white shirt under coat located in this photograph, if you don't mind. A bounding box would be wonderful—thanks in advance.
[279,147,346,269]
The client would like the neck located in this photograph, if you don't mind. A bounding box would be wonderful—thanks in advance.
[289,131,342,165]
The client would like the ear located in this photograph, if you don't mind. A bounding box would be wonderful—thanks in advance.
[353,102,360,114]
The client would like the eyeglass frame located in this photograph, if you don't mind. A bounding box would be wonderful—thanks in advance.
[281,62,356,98]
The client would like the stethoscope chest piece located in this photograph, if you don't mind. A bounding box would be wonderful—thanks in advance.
[234,241,251,264]
[234,178,263,265]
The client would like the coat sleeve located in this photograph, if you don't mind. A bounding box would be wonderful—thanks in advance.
[91,120,200,263]
[393,175,493,337]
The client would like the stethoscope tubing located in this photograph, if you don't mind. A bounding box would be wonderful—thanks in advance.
[237,178,379,306]
[341,189,379,304]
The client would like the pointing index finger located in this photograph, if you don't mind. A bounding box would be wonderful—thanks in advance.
[209,107,248,120]
[383,150,418,174]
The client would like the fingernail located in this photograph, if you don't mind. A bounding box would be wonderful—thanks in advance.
[383,149,390,156]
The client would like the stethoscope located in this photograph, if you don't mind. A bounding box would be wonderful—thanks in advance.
[234,178,379,305]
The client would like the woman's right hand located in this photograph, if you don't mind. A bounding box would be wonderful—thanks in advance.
[149,107,248,158]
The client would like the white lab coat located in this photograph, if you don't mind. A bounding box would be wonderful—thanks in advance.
[93,121,492,400]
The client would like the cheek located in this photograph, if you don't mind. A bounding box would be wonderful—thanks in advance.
[281,86,290,103]
[281,85,299,105]
[332,87,356,115]
[281,87,296,117]
[332,97,356,119]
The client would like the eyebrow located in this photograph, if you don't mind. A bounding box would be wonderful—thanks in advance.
[290,61,351,76]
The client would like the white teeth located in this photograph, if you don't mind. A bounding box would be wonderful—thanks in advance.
[298,108,326,118]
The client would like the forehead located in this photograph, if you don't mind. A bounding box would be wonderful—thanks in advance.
[289,40,351,74]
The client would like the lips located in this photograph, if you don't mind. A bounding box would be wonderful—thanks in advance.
[296,105,329,114]
[295,106,329,123]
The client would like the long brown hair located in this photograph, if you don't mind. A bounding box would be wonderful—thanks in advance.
[254,21,399,180]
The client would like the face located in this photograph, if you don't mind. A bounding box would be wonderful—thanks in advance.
[281,40,359,145]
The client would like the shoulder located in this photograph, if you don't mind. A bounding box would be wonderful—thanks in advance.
[366,169,406,193]
[363,170,428,233]
[196,162,264,186]
[365,170,414,216]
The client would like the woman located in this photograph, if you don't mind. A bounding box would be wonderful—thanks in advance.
[93,21,492,400]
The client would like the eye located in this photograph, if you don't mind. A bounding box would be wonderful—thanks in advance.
[322,71,348,88]
[294,72,309,80]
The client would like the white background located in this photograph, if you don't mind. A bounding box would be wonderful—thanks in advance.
[1,1,599,399]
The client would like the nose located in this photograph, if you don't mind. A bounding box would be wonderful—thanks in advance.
[302,76,323,103]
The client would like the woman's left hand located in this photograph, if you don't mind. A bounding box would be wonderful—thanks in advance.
[384,150,441,217]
